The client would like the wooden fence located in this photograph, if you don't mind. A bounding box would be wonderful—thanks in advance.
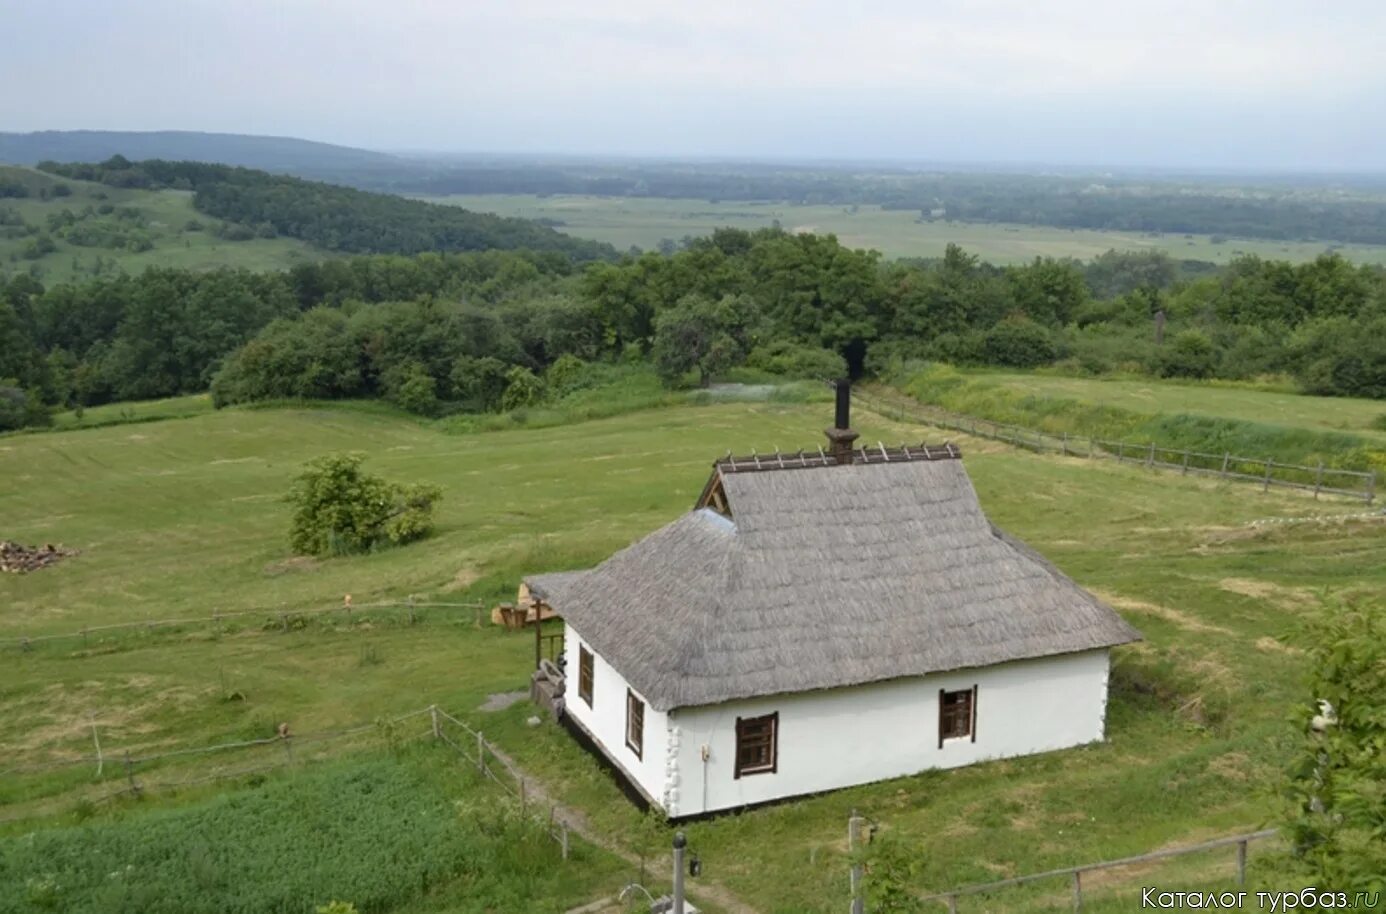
[1,703,571,857]
[918,828,1280,912]
[0,598,486,653]
[855,389,1377,504]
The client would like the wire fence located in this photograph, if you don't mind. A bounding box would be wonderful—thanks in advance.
[0,702,570,857]
[916,828,1282,912]
[0,597,487,654]
[855,388,1378,504]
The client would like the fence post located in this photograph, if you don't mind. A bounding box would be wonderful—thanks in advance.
[1367,470,1377,506]
[947,896,958,914]
[1146,442,1155,469]
[1061,432,1068,456]
[91,718,104,778]
[1221,452,1231,479]
[849,811,865,914]
[560,822,570,860]
[124,750,140,796]
[477,731,486,773]
[1117,441,1125,463]
[430,705,440,740]
[1088,437,1094,459]
[282,734,293,766]
[520,777,527,814]
[1236,840,1248,886]
[1313,461,1324,500]
[1182,449,1191,475]
[1263,460,1274,493]
[1072,870,1083,913]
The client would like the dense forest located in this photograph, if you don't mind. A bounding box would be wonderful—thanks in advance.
[3,228,1383,432]
[36,158,614,260]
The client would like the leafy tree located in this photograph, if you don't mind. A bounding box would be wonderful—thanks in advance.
[1006,257,1088,326]
[500,366,544,410]
[384,361,440,416]
[1285,601,1386,887]
[1158,330,1218,379]
[450,356,511,411]
[286,454,441,556]
[651,294,756,387]
[745,340,846,379]
[980,316,1057,368]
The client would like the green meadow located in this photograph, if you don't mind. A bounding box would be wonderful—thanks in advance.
[423,193,1386,266]
[0,165,326,283]
[2,392,1383,911]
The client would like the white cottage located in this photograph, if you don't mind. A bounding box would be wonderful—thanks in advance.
[526,385,1140,818]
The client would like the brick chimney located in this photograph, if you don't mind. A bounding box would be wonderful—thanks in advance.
[824,379,859,465]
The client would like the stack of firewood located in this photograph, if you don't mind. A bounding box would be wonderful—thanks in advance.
[0,541,78,574]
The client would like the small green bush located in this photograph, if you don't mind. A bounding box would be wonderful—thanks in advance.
[745,341,846,380]
[286,453,441,557]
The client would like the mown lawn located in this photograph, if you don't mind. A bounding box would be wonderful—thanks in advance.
[2,396,1382,912]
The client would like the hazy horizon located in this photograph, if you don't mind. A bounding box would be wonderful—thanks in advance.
[4,0,1385,172]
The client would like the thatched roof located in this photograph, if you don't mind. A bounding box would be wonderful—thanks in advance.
[528,453,1140,712]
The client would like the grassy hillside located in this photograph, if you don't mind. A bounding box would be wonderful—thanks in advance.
[3,396,1383,910]
[0,165,325,283]
[956,370,1386,444]
[892,365,1386,477]
[425,193,1386,265]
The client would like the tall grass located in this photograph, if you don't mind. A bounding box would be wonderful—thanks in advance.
[0,750,613,914]
[899,364,1386,473]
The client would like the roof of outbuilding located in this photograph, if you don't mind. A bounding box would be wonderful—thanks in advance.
[528,454,1140,712]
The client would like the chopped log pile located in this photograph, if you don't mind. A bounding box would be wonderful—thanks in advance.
[0,541,78,574]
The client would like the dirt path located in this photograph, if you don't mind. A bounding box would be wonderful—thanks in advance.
[485,743,759,914]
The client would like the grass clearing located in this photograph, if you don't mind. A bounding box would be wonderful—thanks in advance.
[422,194,1386,266]
[2,396,1382,911]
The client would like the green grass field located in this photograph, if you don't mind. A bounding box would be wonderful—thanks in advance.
[0,165,327,283]
[423,193,1386,266]
[968,370,1386,443]
[3,395,1382,911]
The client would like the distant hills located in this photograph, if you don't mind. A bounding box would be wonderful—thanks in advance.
[0,130,402,178]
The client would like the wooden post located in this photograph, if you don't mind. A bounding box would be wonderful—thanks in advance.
[407,596,416,626]
[1367,470,1377,506]
[1146,442,1155,469]
[535,615,543,671]
[91,718,103,778]
[1061,432,1068,456]
[560,822,570,860]
[1182,449,1190,475]
[430,705,440,740]
[1263,460,1274,493]
[519,777,527,814]
[1221,452,1231,479]
[1236,840,1248,886]
[1117,441,1125,463]
[1072,870,1083,913]
[849,811,865,914]
[124,750,139,796]
[1313,461,1324,500]
[947,896,958,914]
[1088,437,1094,459]
[477,732,486,773]
[282,735,293,766]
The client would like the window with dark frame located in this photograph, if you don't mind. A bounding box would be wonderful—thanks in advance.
[938,686,977,747]
[578,645,594,708]
[625,689,644,759]
[734,712,778,778]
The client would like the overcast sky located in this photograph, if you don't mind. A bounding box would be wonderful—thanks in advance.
[3,0,1384,170]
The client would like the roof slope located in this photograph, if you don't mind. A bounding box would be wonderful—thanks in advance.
[528,458,1139,711]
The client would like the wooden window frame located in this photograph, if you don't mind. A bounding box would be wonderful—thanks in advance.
[625,689,644,760]
[734,712,778,778]
[578,645,594,708]
[937,686,978,748]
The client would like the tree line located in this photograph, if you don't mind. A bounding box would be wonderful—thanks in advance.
[368,163,1386,247]
[37,157,615,260]
[2,230,1383,432]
